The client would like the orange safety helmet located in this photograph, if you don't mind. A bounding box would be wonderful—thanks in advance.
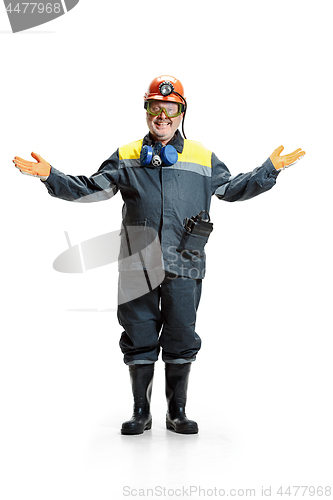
[144,75,186,104]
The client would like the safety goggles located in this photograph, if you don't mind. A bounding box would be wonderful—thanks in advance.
[145,100,183,118]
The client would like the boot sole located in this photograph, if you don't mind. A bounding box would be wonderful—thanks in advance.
[166,421,198,434]
[121,420,152,435]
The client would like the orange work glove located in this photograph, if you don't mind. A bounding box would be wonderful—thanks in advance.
[13,152,51,179]
[270,145,306,170]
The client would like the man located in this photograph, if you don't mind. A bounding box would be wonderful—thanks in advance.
[13,75,305,435]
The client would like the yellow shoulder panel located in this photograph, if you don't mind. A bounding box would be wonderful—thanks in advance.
[119,139,143,160]
[179,140,212,168]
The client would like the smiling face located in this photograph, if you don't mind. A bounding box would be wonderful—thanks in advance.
[146,100,183,145]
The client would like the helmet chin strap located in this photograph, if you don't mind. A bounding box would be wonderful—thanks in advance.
[181,109,186,140]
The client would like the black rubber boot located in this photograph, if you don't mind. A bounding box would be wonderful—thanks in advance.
[165,362,198,434]
[121,363,154,435]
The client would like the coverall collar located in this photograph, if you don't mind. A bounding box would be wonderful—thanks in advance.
[143,130,184,153]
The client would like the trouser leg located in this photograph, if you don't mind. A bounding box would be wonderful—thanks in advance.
[118,283,161,365]
[159,275,202,363]
[118,273,202,365]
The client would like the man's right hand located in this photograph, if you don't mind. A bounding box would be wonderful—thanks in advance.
[13,152,51,179]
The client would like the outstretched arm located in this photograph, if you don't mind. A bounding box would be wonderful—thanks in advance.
[13,151,120,203]
[212,145,306,202]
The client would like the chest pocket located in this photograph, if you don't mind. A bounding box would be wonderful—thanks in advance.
[175,167,211,205]
[175,168,195,203]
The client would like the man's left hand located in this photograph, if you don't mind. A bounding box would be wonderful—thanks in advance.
[270,145,306,170]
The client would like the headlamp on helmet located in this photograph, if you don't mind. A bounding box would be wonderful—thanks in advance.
[159,81,174,97]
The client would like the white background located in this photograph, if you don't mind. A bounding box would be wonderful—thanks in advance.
[1,0,332,498]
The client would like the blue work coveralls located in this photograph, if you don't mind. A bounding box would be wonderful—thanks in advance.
[42,131,280,364]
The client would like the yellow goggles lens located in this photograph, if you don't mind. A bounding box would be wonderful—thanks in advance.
[146,100,182,118]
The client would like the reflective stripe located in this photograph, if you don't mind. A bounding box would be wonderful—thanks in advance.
[173,161,211,177]
[119,158,142,169]
[214,175,235,197]
[92,173,115,190]
[214,183,229,197]
[74,185,117,203]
